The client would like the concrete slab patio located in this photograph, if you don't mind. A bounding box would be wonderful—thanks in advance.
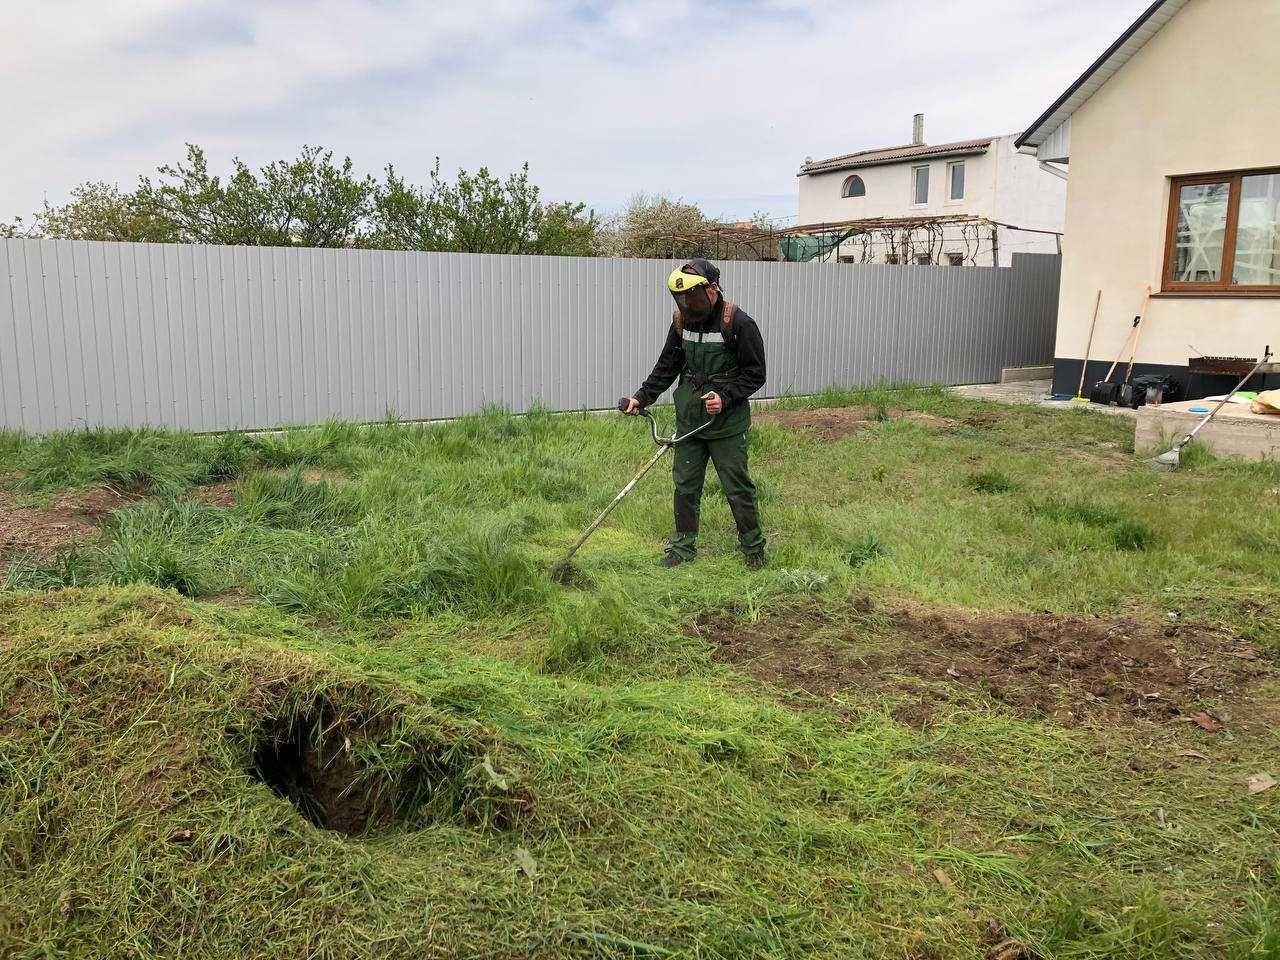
[952,380,1280,461]
[950,380,1138,418]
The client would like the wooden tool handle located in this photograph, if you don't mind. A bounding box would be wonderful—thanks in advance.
[1125,286,1153,380]
[1076,290,1102,398]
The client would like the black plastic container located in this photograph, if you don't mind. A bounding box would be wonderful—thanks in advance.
[1090,381,1120,405]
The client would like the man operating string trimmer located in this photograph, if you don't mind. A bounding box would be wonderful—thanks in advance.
[623,259,768,569]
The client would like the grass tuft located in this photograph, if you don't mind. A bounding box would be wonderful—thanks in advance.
[1110,518,1157,551]
[1028,495,1121,527]
[967,467,1019,494]
[845,533,887,570]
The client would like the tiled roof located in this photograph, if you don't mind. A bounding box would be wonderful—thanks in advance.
[799,138,996,176]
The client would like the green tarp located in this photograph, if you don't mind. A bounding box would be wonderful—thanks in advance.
[778,228,859,263]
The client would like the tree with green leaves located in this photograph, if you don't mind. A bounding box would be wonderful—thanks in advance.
[4,147,599,257]
[1,182,176,242]
[595,194,769,261]
[133,144,376,247]
[368,161,597,256]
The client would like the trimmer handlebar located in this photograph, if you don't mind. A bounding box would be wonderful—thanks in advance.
[618,396,715,446]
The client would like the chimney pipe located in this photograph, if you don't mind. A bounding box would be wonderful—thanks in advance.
[912,113,925,145]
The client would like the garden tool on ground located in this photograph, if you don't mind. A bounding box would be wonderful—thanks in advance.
[1150,346,1272,470]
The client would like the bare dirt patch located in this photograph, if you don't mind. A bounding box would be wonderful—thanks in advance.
[1066,441,1133,469]
[191,480,238,509]
[960,408,1008,429]
[205,587,254,607]
[694,599,1271,727]
[58,485,146,519]
[0,479,247,567]
[760,406,959,441]
[299,467,348,484]
[0,485,141,563]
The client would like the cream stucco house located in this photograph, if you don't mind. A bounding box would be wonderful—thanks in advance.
[1018,0,1280,398]
[796,115,1066,266]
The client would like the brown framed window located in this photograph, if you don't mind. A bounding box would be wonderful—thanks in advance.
[1164,167,1280,292]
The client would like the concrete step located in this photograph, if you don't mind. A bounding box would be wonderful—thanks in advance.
[1001,365,1054,383]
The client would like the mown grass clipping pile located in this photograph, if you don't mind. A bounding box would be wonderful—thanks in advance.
[2,385,1277,959]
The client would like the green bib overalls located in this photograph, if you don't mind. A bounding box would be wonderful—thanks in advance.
[669,302,766,560]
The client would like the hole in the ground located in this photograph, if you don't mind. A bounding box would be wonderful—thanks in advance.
[246,695,531,836]
[250,705,442,836]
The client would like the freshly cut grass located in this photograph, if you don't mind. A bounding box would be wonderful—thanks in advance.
[2,587,1276,960]
[2,385,1279,958]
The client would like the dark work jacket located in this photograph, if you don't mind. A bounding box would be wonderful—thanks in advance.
[632,297,766,440]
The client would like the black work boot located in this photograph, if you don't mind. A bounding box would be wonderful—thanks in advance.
[744,550,767,571]
[660,552,690,568]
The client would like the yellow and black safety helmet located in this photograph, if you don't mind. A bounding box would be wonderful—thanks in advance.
[666,267,710,295]
[666,259,720,295]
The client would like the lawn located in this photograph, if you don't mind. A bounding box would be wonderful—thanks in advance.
[1,385,1277,960]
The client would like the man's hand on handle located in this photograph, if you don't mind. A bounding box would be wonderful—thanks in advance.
[620,394,720,417]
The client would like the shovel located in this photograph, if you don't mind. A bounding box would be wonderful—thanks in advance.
[550,399,716,582]
[1150,345,1272,470]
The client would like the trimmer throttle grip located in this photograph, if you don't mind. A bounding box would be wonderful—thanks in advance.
[617,397,635,412]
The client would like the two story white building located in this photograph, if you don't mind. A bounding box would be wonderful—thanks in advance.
[795,115,1066,266]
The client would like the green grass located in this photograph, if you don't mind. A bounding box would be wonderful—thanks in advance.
[966,467,1020,494]
[2,386,1278,959]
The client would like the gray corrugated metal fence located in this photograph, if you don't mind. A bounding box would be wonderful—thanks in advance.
[0,239,1058,433]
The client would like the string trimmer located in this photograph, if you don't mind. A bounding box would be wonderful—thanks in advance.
[550,398,715,583]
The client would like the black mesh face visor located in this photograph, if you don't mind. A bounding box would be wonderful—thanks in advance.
[672,285,712,321]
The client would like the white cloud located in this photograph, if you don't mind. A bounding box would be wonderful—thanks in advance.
[0,0,1153,223]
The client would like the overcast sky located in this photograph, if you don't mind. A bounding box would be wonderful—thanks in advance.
[0,0,1151,226]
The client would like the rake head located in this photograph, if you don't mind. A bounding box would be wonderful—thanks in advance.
[1148,445,1182,471]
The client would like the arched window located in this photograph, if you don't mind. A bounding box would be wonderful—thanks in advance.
[842,175,866,198]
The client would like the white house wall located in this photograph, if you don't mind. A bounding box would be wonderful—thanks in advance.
[798,148,998,226]
[992,138,1068,262]
[1053,0,1280,383]
[797,136,1065,266]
